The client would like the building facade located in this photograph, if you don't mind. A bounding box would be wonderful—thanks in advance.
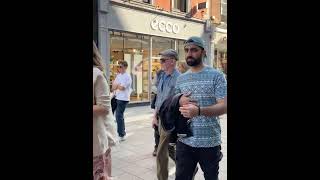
[96,0,214,104]
[210,0,227,75]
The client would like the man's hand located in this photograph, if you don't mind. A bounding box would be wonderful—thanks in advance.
[179,104,199,119]
[152,115,159,128]
[179,92,197,106]
[112,81,119,91]
[112,82,126,91]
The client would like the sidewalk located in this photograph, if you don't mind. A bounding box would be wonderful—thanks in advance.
[111,106,227,180]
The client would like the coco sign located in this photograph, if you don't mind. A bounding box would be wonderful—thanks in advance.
[150,19,180,34]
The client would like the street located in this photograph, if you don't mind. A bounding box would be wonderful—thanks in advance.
[111,105,227,180]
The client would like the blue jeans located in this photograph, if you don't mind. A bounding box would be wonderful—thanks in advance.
[115,99,128,137]
[175,141,223,180]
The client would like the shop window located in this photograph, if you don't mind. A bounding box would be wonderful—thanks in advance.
[214,49,218,68]
[151,36,175,79]
[216,51,227,75]
[109,30,150,103]
[173,0,187,12]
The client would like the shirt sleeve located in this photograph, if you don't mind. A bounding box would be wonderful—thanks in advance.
[94,72,111,109]
[214,72,227,100]
[175,76,181,94]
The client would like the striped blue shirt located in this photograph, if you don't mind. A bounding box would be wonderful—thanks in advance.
[175,66,227,148]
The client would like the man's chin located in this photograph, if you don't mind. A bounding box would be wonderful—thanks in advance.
[186,59,194,64]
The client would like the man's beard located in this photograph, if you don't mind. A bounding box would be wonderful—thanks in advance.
[186,56,202,66]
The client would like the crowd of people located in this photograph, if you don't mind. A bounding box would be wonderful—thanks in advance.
[93,36,227,180]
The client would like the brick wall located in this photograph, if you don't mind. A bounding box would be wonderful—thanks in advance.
[211,0,221,24]
[154,0,171,12]
[152,0,221,22]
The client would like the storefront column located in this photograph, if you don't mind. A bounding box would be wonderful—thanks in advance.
[210,28,216,68]
[149,36,153,102]
[98,0,110,80]
[93,0,98,44]
[206,33,213,67]
[174,40,177,51]
[204,20,214,67]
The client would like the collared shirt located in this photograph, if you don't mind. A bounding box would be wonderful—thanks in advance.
[175,66,227,148]
[155,69,181,112]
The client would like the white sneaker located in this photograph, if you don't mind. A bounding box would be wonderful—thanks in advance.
[119,136,126,141]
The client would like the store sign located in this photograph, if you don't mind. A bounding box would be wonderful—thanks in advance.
[150,19,180,34]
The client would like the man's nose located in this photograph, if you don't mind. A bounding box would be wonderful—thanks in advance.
[186,49,192,56]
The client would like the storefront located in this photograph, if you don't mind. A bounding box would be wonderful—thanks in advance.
[98,1,212,104]
[108,30,189,102]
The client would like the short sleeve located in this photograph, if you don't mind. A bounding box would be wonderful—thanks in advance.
[214,72,227,100]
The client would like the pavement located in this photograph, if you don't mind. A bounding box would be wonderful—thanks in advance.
[110,105,227,180]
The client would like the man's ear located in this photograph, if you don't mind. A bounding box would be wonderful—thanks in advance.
[202,50,207,57]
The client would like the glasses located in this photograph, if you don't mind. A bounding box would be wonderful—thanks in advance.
[184,47,201,53]
[160,58,170,64]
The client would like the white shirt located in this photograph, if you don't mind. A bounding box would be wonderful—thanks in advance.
[93,67,118,157]
[114,72,132,101]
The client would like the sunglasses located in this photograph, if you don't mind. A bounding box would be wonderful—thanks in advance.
[160,58,171,63]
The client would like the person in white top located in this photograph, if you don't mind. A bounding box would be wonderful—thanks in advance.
[93,42,118,180]
[112,61,132,141]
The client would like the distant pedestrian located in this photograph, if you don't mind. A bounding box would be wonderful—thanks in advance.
[112,60,132,141]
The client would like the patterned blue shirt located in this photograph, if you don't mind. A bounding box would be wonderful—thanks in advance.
[175,66,227,148]
[155,69,181,112]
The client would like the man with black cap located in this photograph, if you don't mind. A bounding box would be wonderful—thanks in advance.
[174,36,227,180]
[151,49,180,180]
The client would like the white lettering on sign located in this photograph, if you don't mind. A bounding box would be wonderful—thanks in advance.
[166,22,172,33]
[173,24,179,34]
[150,19,180,34]
[159,20,166,32]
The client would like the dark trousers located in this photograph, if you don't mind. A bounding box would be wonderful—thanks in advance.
[115,99,128,137]
[175,141,223,180]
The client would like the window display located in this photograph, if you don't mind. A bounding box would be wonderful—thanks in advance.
[109,30,183,104]
[110,31,150,103]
